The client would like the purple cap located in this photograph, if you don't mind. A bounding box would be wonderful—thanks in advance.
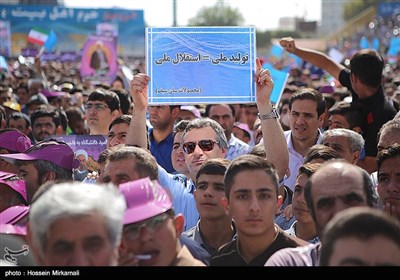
[0,224,27,236]
[0,140,80,170]
[0,171,28,203]
[234,122,252,135]
[42,90,66,99]
[119,177,172,225]
[0,205,30,225]
[0,130,32,152]
[180,105,201,119]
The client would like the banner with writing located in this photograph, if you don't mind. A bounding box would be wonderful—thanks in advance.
[146,27,256,105]
[51,135,107,172]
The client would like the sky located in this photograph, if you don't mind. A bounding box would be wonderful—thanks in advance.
[64,0,321,31]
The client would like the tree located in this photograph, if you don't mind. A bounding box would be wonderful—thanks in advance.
[187,1,244,26]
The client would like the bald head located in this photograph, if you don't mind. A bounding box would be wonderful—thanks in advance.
[304,160,376,235]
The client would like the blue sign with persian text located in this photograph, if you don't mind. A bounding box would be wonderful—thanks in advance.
[146,27,256,105]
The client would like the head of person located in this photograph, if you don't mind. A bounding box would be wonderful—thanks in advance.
[377,119,400,152]
[0,128,32,173]
[232,122,251,144]
[292,163,322,226]
[74,149,88,171]
[7,112,32,136]
[223,154,281,236]
[376,143,400,221]
[176,105,201,122]
[0,139,79,202]
[85,89,120,135]
[0,171,28,213]
[65,106,87,135]
[303,144,341,164]
[147,105,180,130]
[112,89,132,115]
[288,88,326,142]
[28,181,126,266]
[350,49,384,90]
[304,159,377,235]
[278,99,291,131]
[195,158,230,221]
[319,207,400,266]
[328,101,363,132]
[172,119,190,176]
[30,108,61,142]
[182,118,228,179]
[322,128,365,164]
[26,93,49,115]
[206,104,236,141]
[96,148,111,184]
[107,114,131,149]
[103,146,158,186]
[242,104,258,131]
[119,178,183,266]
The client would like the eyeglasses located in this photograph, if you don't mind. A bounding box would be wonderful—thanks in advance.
[182,139,219,154]
[123,213,169,241]
[84,103,110,111]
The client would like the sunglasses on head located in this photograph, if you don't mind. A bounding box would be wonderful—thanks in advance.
[182,139,219,154]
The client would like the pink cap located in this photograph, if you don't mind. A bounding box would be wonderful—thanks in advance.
[0,171,28,203]
[180,105,201,119]
[0,205,30,225]
[0,224,27,236]
[0,130,32,152]
[234,122,252,135]
[0,140,79,170]
[119,177,172,225]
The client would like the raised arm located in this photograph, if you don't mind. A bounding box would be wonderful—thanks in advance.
[255,58,288,180]
[126,73,150,148]
[279,37,345,81]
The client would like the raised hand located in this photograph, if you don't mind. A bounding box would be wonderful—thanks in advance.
[279,37,296,53]
[129,73,150,111]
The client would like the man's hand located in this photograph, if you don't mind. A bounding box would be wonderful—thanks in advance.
[279,37,296,54]
[255,58,274,111]
[129,73,150,111]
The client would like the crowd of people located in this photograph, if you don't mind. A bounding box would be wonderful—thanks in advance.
[1,29,400,267]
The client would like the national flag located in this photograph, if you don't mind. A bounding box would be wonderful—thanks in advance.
[27,28,49,46]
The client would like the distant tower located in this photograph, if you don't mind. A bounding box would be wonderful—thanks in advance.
[319,0,350,35]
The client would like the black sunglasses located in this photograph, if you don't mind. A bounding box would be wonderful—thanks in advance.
[182,140,219,154]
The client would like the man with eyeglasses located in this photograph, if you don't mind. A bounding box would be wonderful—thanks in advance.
[84,89,120,135]
[119,177,206,266]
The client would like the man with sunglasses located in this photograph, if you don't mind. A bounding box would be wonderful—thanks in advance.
[119,177,206,266]
[127,57,289,190]
[84,89,121,135]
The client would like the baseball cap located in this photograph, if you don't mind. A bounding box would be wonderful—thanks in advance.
[27,93,48,106]
[2,101,21,112]
[0,171,28,203]
[0,130,32,152]
[0,140,80,170]
[234,122,252,136]
[0,224,27,236]
[0,205,29,225]
[119,177,173,225]
[180,105,201,119]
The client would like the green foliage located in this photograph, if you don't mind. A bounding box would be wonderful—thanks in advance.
[187,1,244,26]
